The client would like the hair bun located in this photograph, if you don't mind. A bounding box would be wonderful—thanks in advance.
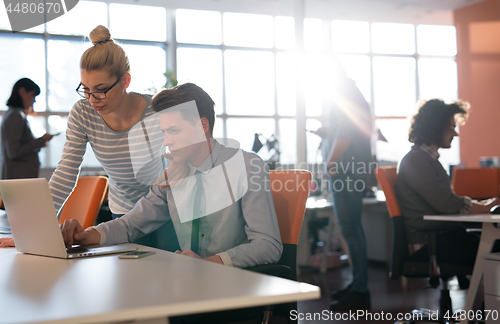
[89,25,112,46]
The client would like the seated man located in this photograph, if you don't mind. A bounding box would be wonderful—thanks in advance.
[61,83,283,323]
[61,83,283,322]
[396,99,498,266]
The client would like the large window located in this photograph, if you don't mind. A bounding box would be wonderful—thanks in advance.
[175,9,299,165]
[175,11,458,169]
[1,3,458,170]
[371,23,458,170]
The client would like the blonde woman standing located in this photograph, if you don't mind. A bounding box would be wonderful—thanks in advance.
[48,25,178,250]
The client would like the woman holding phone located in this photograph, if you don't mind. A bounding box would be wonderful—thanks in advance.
[0,78,56,247]
[1,78,55,180]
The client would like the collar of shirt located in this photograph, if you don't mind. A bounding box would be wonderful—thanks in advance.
[416,144,440,160]
[187,140,222,175]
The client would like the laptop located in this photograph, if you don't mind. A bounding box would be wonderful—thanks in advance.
[0,178,137,259]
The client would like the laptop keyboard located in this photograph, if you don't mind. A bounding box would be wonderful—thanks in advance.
[67,247,91,254]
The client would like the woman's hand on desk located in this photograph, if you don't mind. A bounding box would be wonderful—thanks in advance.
[0,237,15,248]
[60,219,100,248]
[469,197,500,214]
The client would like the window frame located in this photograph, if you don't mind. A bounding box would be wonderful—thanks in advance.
[0,4,458,169]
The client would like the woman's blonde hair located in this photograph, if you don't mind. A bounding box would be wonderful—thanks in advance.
[80,25,130,79]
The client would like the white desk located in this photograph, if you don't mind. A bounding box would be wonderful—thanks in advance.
[423,214,500,324]
[0,244,320,324]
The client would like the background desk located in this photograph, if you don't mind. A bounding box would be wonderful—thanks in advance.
[424,214,500,324]
[300,198,349,273]
[0,244,320,324]
[299,193,389,273]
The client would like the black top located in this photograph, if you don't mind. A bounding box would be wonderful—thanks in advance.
[0,106,45,179]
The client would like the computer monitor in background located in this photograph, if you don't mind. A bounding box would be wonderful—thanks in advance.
[479,156,499,168]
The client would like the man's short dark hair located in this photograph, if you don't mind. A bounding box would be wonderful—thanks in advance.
[409,99,469,146]
[152,83,215,135]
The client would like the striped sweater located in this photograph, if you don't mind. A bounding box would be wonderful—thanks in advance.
[49,93,165,215]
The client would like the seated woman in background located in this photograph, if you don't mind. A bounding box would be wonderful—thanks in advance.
[396,99,498,267]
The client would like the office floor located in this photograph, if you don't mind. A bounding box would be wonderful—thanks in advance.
[297,262,477,324]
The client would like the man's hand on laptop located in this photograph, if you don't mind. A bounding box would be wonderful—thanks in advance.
[60,219,101,248]
[0,238,15,248]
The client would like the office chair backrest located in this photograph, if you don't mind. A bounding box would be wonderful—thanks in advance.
[375,166,408,279]
[269,170,312,245]
[265,170,311,324]
[59,176,109,229]
[266,169,311,284]
[451,167,500,199]
[375,167,402,218]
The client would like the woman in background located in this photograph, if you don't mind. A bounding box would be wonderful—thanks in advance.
[0,78,54,248]
[1,78,54,179]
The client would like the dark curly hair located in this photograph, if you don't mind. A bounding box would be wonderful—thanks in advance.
[409,99,469,146]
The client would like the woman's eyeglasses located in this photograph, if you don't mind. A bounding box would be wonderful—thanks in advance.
[76,78,121,100]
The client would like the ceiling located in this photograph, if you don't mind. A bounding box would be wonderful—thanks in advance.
[304,0,488,24]
[112,0,488,24]
[324,0,483,11]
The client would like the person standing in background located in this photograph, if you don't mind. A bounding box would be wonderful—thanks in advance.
[1,78,54,179]
[314,60,373,310]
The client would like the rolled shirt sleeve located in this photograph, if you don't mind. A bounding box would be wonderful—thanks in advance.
[96,185,171,245]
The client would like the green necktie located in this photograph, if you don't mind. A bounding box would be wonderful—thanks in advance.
[191,170,202,254]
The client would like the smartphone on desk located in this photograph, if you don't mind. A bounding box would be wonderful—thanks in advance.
[119,251,155,259]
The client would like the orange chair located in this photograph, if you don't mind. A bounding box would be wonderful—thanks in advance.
[376,167,473,322]
[451,167,500,199]
[59,176,109,229]
[269,169,312,279]
[375,167,409,280]
[243,169,312,324]
[375,166,401,219]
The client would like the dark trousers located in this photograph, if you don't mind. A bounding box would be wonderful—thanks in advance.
[329,173,369,293]
[435,229,480,267]
[435,228,500,267]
